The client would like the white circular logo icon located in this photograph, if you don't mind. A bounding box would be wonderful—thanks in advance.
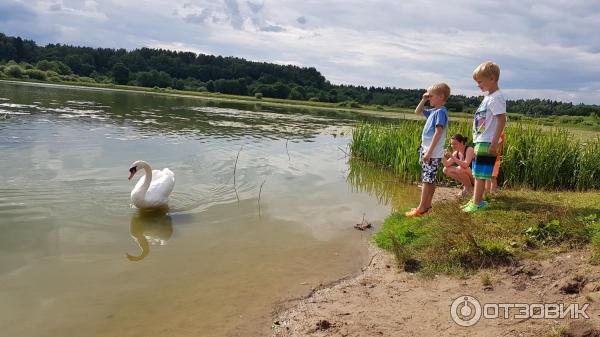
[451,295,482,327]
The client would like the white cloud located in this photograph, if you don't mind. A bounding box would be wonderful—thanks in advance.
[35,0,108,21]
[0,0,599,103]
[146,41,210,55]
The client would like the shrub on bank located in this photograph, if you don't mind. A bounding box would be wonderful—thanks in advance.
[4,64,24,78]
[25,69,47,81]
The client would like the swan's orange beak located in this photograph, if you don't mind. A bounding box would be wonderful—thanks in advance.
[128,167,137,180]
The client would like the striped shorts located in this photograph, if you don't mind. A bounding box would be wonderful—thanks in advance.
[472,142,496,180]
[492,133,505,178]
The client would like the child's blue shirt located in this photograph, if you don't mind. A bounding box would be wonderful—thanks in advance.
[421,107,448,159]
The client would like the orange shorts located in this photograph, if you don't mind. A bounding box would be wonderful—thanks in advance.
[492,133,505,178]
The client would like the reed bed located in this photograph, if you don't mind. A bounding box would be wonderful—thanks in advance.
[350,121,600,191]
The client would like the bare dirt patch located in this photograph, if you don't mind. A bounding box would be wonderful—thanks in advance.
[272,247,600,337]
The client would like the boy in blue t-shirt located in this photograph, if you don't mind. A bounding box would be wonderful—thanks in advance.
[405,83,450,217]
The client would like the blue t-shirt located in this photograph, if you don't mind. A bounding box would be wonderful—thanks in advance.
[421,107,448,159]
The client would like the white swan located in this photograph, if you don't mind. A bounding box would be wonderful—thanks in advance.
[128,160,175,209]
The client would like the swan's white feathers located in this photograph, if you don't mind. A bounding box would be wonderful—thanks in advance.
[130,165,175,209]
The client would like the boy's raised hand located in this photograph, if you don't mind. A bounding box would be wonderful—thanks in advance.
[422,93,431,101]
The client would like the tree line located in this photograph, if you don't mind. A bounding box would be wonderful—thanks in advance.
[1,32,599,116]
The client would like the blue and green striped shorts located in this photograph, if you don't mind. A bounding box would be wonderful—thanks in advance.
[472,142,496,180]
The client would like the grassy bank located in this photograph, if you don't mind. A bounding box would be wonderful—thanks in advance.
[350,121,600,190]
[374,190,600,277]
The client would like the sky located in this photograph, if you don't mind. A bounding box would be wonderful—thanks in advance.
[1,0,600,104]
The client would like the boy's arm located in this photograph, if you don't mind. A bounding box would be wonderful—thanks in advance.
[415,93,430,117]
[489,114,506,155]
[422,126,443,162]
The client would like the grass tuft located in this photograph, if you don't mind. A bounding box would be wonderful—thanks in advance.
[374,190,600,276]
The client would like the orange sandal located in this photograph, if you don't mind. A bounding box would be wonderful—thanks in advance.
[404,207,430,217]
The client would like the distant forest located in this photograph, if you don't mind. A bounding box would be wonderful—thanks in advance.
[1,32,599,116]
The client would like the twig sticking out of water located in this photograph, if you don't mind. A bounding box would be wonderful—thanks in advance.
[233,145,243,202]
[258,179,266,217]
[338,146,350,157]
[285,138,290,161]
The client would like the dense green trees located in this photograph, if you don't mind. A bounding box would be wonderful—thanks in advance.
[0,32,598,116]
[112,62,130,85]
[507,99,599,116]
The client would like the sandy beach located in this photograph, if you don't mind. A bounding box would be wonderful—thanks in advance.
[272,188,600,337]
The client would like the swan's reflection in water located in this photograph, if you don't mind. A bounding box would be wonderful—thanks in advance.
[126,210,173,261]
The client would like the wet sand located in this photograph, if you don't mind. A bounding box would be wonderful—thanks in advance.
[272,188,600,337]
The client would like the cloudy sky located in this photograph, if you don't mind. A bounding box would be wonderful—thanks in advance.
[1,0,600,104]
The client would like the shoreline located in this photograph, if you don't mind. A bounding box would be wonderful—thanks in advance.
[272,245,600,337]
[0,79,420,121]
[271,187,600,337]
[2,79,598,140]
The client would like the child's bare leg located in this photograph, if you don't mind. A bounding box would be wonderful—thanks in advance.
[485,179,491,193]
[445,167,473,192]
[443,166,461,179]
[490,177,498,193]
[425,182,437,209]
[456,169,473,191]
[445,167,468,187]
[418,182,436,211]
[473,178,486,205]
[443,166,460,181]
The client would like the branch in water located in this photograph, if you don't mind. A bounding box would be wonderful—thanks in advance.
[233,145,243,202]
[258,179,266,217]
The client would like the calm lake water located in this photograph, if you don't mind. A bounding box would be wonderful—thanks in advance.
[0,82,419,337]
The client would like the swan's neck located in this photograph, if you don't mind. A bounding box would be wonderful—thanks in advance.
[140,164,152,192]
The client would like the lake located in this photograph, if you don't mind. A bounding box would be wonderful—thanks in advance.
[0,81,419,337]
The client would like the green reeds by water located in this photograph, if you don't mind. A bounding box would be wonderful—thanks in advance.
[350,121,600,190]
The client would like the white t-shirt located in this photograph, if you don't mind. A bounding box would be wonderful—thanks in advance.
[473,90,506,143]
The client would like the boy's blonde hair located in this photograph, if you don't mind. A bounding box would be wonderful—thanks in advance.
[428,82,451,100]
[473,61,500,81]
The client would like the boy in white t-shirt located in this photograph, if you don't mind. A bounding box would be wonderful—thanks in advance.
[462,61,507,213]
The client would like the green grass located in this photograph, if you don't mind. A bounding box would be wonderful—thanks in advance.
[351,121,600,190]
[350,120,470,183]
[508,113,600,132]
[375,189,600,276]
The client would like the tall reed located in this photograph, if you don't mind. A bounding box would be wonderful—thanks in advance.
[576,136,600,190]
[350,121,600,191]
